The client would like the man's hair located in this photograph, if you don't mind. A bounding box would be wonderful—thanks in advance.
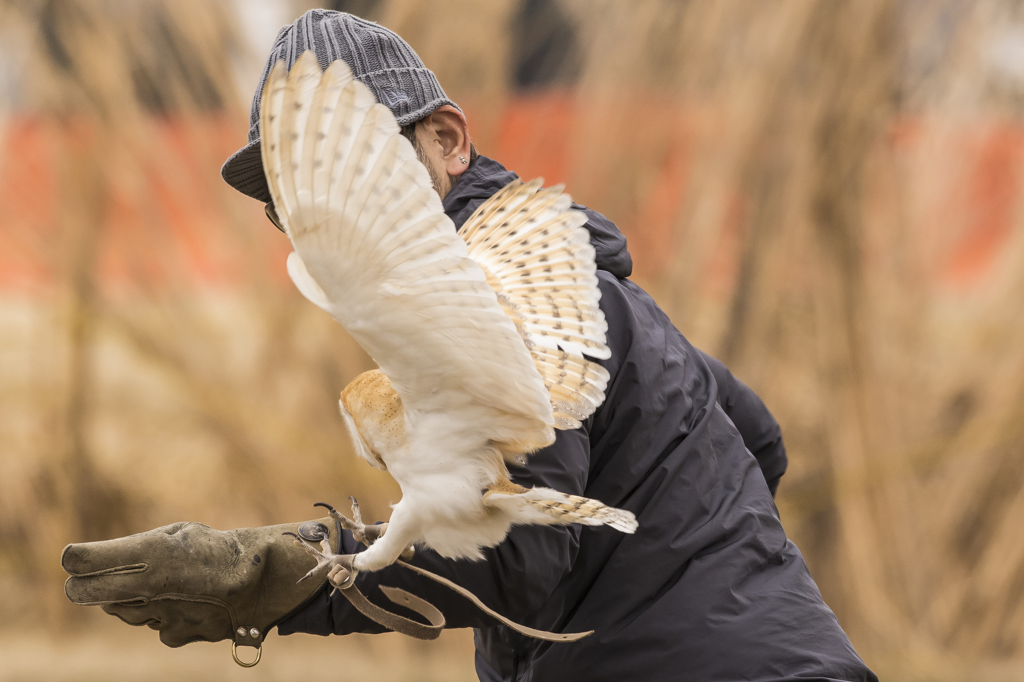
[399,120,479,194]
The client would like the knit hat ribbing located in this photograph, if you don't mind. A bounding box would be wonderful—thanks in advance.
[221,10,457,203]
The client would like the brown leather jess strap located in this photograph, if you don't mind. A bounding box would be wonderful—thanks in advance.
[334,561,593,642]
[397,561,593,642]
[335,580,446,640]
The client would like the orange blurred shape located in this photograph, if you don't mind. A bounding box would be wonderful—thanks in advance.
[944,122,1024,286]
[2,102,1021,295]
[0,114,277,295]
[0,118,58,291]
[494,90,575,185]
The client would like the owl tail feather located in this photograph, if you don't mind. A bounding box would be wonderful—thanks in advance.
[484,484,638,534]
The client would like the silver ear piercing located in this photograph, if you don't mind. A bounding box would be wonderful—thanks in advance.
[459,156,468,164]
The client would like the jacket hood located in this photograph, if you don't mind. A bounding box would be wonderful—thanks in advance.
[442,155,633,279]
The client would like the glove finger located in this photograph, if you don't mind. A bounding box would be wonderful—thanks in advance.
[65,569,158,605]
[103,601,234,648]
[61,522,192,575]
[102,602,162,628]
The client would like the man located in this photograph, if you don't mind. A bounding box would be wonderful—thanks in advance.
[62,10,875,681]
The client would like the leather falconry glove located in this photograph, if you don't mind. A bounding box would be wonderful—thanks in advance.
[63,511,589,668]
[61,516,342,668]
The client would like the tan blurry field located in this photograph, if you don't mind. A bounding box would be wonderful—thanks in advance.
[1,0,1024,680]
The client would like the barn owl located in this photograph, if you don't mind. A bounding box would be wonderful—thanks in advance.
[261,52,636,586]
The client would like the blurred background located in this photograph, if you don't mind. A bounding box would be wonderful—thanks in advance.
[1,0,1023,679]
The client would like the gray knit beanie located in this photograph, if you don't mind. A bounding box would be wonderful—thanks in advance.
[221,9,458,203]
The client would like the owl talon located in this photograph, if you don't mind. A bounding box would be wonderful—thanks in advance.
[284,531,359,587]
[283,531,332,582]
[314,500,385,547]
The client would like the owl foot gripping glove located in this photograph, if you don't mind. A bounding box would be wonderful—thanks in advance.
[61,517,342,668]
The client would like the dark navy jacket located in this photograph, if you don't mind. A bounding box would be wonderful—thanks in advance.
[280,156,876,682]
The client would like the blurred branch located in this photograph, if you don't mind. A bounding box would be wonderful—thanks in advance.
[99,307,385,512]
[55,123,134,543]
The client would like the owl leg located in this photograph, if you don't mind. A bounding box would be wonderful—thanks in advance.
[350,500,420,572]
[314,499,387,546]
[294,499,415,579]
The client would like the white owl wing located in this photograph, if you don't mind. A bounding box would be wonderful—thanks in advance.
[261,52,554,451]
[460,180,611,430]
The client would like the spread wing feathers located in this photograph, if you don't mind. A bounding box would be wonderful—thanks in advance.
[483,483,638,534]
[261,52,554,451]
[460,179,611,429]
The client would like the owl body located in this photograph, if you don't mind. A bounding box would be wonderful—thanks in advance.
[340,369,552,569]
[261,52,636,576]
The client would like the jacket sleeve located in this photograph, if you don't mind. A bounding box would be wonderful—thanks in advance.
[699,351,788,496]
[277,414,591,636]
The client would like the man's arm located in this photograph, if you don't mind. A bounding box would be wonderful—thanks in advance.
[699,351,788,496]
[63,261,610,644]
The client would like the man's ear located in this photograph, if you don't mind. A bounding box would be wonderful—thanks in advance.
[423,105,471,177]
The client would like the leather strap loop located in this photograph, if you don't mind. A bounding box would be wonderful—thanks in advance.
[396,561,593,643]
[331,560,593,643]
[335,583,444,640]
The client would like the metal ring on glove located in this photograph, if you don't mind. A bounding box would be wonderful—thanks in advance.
[232,642,262,668]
